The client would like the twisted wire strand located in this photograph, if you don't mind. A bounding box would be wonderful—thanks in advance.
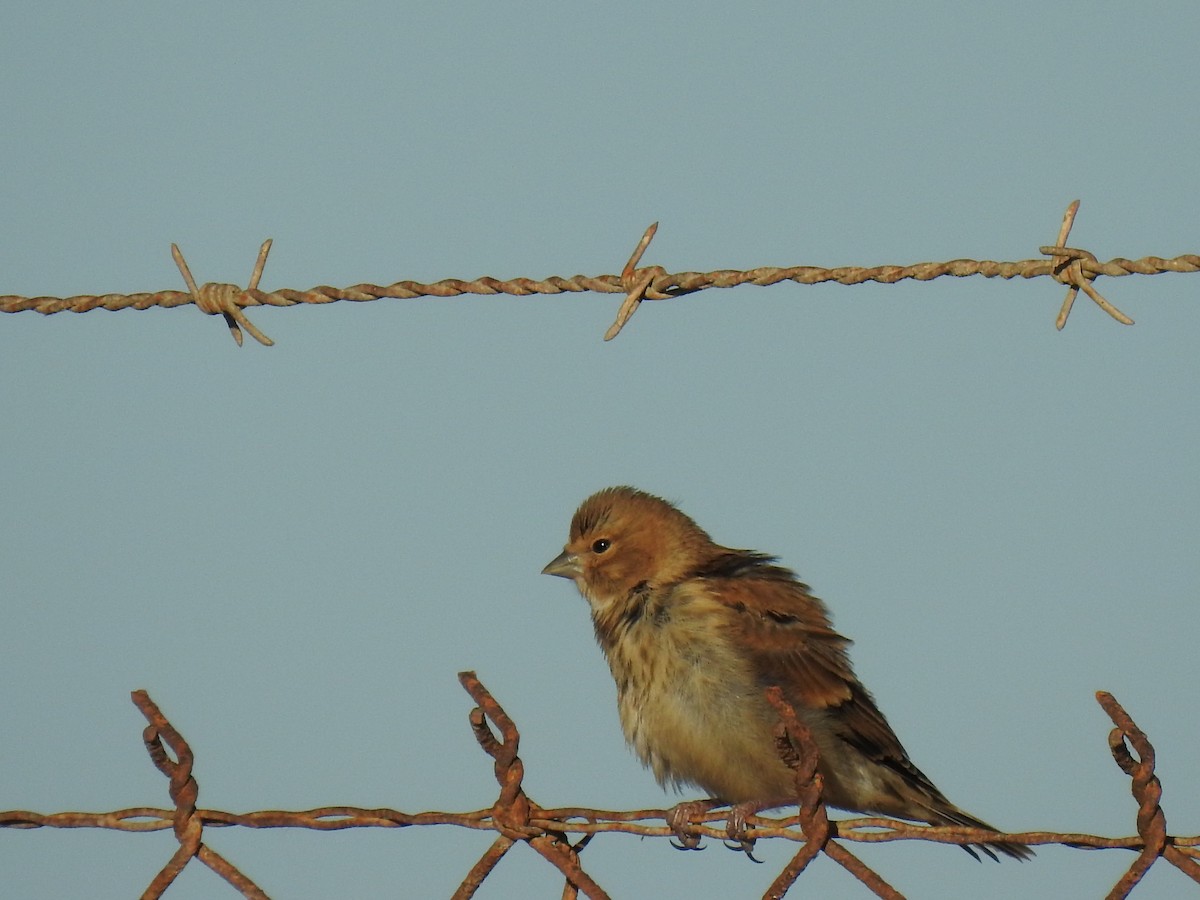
[2,202,1194,345]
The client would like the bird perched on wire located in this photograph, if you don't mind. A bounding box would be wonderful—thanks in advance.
[542,486,1032,861]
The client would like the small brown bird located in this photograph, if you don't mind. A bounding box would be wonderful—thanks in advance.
[543,486,1031,861]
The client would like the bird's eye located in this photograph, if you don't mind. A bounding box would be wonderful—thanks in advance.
[591,538,611,554]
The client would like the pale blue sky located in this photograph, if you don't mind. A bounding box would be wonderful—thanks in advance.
[3,2,1198,898]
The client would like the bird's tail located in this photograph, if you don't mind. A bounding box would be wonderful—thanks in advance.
[927,803,1034,862]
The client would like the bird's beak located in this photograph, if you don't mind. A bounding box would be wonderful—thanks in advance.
[542,550,582,579]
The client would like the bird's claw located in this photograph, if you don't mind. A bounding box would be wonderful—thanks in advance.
[667,799,718,852]
[724,801,765,861]
[723,837,763,861]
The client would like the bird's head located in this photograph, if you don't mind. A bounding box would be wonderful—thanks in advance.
[543,486,715,609]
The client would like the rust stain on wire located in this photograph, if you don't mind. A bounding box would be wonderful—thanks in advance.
[2,678,1198,898]
[2,201,1195,346]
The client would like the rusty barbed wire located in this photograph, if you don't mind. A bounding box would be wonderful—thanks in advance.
[3,675,1198,898]
[2,201,1196,347]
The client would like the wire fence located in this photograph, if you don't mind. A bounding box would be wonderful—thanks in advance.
[2,201,1197,346]
[4,202,1197,895]
[2,672,1197,899]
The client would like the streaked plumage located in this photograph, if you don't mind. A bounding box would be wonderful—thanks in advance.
[543,486,1031,861]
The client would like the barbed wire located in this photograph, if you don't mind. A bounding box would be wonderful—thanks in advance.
[2,201,1196,347]
[3,673,1197,899]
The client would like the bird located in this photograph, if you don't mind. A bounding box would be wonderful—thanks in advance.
[542,485,1032,861]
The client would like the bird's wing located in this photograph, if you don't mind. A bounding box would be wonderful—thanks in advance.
[704,575,942,791]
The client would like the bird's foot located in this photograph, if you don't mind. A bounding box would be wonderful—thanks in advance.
[722,801,765,862]
[666,799,721,851]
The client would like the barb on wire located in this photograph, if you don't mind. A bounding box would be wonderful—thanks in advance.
[1043,199,1133,329]
[602,222,700,341]
[171,240,275,346]
[2,682,1198,899]
[604,222,659,341]
[3,202,1196,345]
